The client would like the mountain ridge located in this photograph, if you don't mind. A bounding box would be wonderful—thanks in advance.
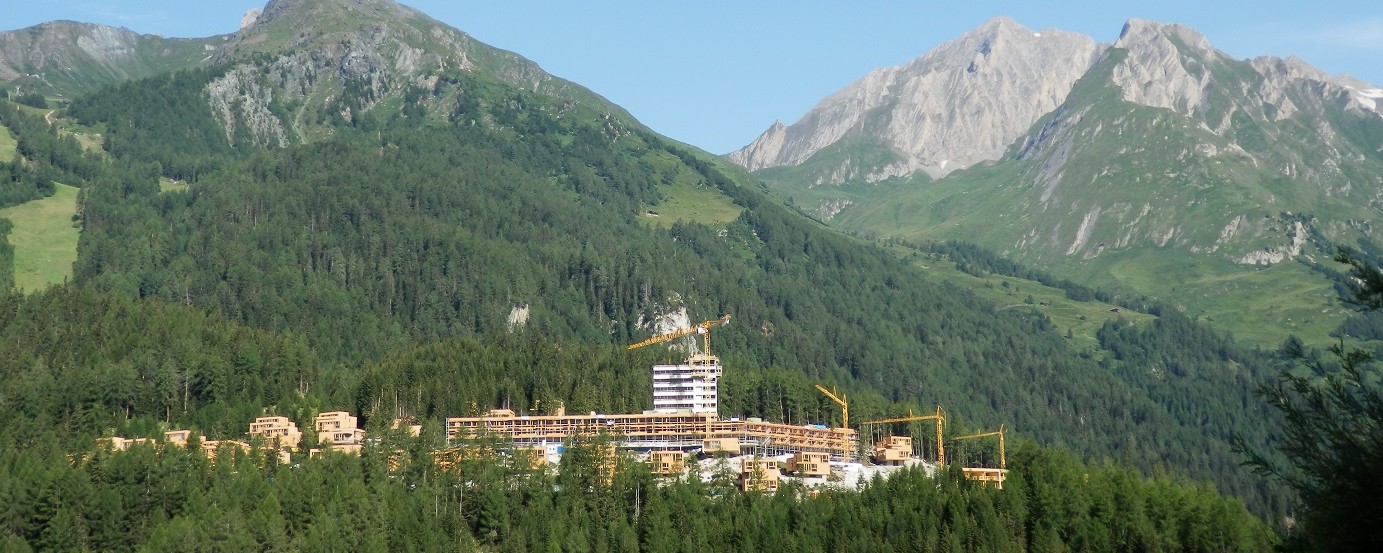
[0,20,218,98]
[734,17,1383,187]
[0,0,640,139]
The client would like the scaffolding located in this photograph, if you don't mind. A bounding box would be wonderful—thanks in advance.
[447,410,858,462]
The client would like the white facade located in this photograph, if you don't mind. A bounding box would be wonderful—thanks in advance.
[652,354,721,415]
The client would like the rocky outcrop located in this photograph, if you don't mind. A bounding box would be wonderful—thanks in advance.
[207,66,290,147]
[240,9,263,31]
[728,17,1100,183]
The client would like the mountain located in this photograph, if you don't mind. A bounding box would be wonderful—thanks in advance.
[0,21,216,99]
[727,17,1100,183]
[742,17,1383,347]
[198,0,632,144]
[994,19,1383,265]
[0,0,1295,518]
[0,0,631,137]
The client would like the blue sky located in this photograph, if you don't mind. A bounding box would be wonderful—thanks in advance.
[7,1,1383,154]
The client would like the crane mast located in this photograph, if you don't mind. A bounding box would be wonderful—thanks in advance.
[813,384,852,461]
[860,404,946,464]
[954,424,1006,469]
[813,385,849,429]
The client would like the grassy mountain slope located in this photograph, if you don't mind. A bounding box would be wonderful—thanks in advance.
[0,183,78,292]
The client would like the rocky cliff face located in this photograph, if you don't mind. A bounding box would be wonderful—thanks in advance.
[728,17,1100,183]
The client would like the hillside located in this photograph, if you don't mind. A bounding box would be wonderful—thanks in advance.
[744,18,1383,349]
[0,0,1300,524]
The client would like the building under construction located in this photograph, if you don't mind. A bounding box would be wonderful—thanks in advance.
[448,314,858,461]
[447,408,857,462]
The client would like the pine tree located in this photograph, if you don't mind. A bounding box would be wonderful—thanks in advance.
[1241,248,1383,551]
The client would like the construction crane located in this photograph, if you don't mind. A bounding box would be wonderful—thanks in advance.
[628,313,731,358]
[860,405,946,464]
[814,384,852,461]
[954,424,1006,469]
[813,384,849,429]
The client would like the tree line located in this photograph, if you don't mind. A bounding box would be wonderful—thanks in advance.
[0,427,1274,553]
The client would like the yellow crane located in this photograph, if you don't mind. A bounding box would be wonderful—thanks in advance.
[860,405,946,464]
[953,424,1006,469]
[628,313,732,357]
[813,384,849,429]
[814,384,852,461]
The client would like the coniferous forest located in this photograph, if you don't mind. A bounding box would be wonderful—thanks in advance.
[1,9,1378,546]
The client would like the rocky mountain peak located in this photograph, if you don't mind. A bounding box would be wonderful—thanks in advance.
[250,0,422,29]
[1116,18,1213,54]
[1106,17,1382,130]
[230,0,427,49]
[1,21,142,71]
[1106,18,1228,121]
[970,15,1025,40]
[1250,55,1329,83]
[728,17,1099,183]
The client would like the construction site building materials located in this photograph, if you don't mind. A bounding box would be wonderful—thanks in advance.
[314,411,365,454]
[786,451,831,476]
[164,430,193,446]
[739,458,781,492]
[514,447,550,470]
[652,356,721,415]
[649,450,686,476]
[97,437,151,451]
[702,437,741,455]
[447,410,857,462]
[873,436,913,465]
[962,467,1007,489]
[392,418,423,437]
[249,416,302,450]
